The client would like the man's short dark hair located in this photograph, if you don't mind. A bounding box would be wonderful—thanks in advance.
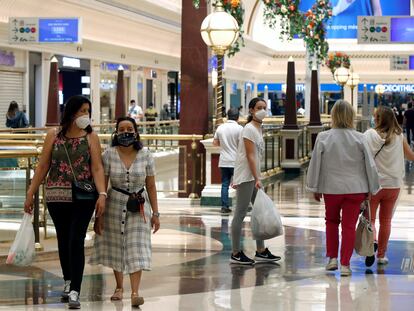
[227,108,239,121]
[409,102,413,109]
[130,99,136,104]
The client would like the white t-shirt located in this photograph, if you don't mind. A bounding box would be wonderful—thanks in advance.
[364,128,405,188]
[233,123,264,185]
[129,105,143,121]
[214,120,243,168]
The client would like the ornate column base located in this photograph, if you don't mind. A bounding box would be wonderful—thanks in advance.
[307,125,325,157]
[200,138,236,207]
[280,129,308,169]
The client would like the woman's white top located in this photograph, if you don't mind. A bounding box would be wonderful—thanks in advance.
[233,123,264,186]
[306,128,380,194]
[364,128,404,188]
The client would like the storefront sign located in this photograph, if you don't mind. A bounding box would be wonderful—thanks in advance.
[0,51,15,66]
[62,57,80,68]
[9,17,81,44]
[358,83,414,92]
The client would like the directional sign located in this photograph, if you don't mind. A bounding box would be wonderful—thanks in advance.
[8,17,81,44]
[358,16,390,44]
[390,55,410,71]
[8,18,38,43]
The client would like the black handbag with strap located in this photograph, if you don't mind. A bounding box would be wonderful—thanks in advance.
[112,187,145,213]
[63,142,98,202]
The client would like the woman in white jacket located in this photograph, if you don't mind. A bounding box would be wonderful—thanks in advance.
[364,105,414,267]
[307,100,380,276]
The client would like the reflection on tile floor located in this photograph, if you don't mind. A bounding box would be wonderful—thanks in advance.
[2,167,414,310]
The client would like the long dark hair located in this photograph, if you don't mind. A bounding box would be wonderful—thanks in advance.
[375,105,402,145]
[112,116,143,151]
[59,95,92,137]
[7,101,18,117]
[246,97,265,123]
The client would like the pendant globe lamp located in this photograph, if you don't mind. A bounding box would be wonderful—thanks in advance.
[334,66,350,99]
[200,2,239,126]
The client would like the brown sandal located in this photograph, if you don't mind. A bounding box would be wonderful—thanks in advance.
[110,288,123,301]
[131,293,144,308]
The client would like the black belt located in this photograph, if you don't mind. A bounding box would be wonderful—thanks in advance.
[112,187,145,196]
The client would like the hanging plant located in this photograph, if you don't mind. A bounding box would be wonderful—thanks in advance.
[302,0,333,67]
[325,51,351,75]
[193,0,245,57]
[262,0,303,41]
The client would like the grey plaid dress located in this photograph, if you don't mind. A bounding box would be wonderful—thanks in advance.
[90,146,155,273]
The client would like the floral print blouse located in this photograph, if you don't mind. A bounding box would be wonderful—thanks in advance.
[45,134,93,202]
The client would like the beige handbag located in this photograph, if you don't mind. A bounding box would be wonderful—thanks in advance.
[354,200,375,256]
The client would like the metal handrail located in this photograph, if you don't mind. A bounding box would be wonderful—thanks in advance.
[0,133,203,141]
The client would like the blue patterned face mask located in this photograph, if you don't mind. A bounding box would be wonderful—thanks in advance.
[117,132,136,147]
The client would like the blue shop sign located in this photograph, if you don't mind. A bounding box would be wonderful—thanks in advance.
[39,18,80,43]
[0,50,15,66]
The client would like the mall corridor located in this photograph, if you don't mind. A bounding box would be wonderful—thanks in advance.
[1,168,414,310]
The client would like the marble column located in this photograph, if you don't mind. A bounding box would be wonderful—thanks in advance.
[90,59,101,125]
[264,85,269,105]
[246,83,252,107]
[308,68,324,155]
[129,65,139,105]
[281,57,305,169]
[45,56,59,126]
[283,57,298,130]
[115,67,125,120]
[179,0,208,197]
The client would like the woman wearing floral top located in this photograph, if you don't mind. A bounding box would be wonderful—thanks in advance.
[24,95,106,309]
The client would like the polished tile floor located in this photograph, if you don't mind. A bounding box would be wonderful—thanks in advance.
[2,167,414,310]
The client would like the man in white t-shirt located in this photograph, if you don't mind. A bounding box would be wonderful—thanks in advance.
[128,99,143,122]
[213,108,243,213]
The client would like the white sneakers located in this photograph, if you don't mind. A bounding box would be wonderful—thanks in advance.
[325,258,338,271]
[377,257,389,265]
[326,258,352,276]
[340,265,352,276]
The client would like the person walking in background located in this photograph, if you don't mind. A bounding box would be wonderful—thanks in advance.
[213,108,243,214]
[307,100,380,276]
[6,101,28,128]
[23,95,106,309]
[144,103,158,122]
[160,103,171,121]
[364,106,414,267]
[403,102,414,146]
[128,100,143,123]
[91,117,160,308]
[230,97,281,265]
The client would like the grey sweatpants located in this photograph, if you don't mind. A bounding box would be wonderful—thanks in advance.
[231,180,265,253]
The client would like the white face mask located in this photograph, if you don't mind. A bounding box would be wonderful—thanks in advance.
[255,109,267,121]
[75,115,91,129]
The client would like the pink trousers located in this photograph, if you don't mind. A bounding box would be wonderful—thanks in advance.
[369,189,400,258]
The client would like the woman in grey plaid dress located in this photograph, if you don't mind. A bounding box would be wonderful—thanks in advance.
[90,117,160,308]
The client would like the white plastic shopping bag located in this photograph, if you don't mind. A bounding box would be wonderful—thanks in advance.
[251,189,283,240]
[6,213,35,266]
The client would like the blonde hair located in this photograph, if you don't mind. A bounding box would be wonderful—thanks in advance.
[374,105,402,145]
[331,100,355,129]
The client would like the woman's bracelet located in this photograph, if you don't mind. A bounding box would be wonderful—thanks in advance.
[99,192,108,198]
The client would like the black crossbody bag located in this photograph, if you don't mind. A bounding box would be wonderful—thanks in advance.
[112,187,145,213]
[63,142,98,202]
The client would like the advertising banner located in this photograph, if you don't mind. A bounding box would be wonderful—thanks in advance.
[299,0,411,39]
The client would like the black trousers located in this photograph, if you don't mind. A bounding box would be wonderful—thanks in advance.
[48,202,95,293]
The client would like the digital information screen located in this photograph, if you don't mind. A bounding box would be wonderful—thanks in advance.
[390,17,414,43]
[38,18,81,43]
